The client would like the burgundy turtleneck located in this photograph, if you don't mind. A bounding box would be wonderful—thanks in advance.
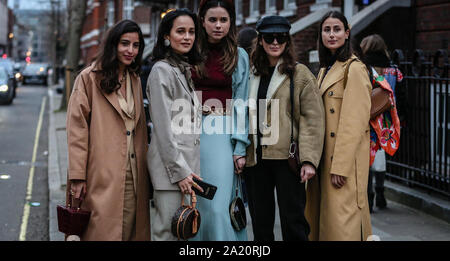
[191,43,232,109]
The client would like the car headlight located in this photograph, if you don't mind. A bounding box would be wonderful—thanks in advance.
[0,85,8,92]
[15,73,21,79]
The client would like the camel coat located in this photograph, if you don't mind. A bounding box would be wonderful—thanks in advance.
[66,63,151,241]
[305,56,373,241]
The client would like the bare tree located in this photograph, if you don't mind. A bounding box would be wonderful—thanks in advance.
[61,0,86,110]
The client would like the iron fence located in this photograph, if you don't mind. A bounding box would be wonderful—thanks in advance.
[387,49,449,198]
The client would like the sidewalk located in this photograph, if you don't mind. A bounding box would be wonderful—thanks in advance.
[47,84,450,241]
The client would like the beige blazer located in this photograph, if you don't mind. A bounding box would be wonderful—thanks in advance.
[146,60,201,190]
[305,55,373,241]
[66,63,150,241]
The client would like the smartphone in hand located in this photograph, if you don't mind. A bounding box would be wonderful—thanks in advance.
[192,178,217,200]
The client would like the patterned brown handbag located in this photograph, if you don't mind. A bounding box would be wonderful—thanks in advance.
[171,191,201,240]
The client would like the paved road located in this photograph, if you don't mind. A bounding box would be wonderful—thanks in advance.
[0,84,49,240]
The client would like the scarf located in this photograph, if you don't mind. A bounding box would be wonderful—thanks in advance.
[369,69,401,166]
[165,51,195,91]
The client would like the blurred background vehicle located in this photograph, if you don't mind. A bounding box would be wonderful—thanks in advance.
[22,63,51,86]
[0,58,18,97]
[0,67,15,105]
[13,62,25,83]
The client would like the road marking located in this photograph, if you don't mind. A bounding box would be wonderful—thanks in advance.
[19,96,46,241]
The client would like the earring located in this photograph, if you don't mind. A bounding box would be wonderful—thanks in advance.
[164,39,171,47]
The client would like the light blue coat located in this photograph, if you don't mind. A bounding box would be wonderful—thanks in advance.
[231,47,251,156]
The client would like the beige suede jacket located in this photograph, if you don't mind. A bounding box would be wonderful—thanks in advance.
[246,61,325,169]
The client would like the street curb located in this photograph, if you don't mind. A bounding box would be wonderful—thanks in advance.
[385,180,450,223]
[48,85,65,241]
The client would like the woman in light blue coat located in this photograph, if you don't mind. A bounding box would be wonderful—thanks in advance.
[190,0,250,241]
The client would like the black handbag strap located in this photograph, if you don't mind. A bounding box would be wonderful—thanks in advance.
[235,174,242,197]
[289,72,295,143]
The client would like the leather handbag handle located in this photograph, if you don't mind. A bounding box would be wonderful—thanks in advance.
[68,187,84,210]
[180,190,197,208]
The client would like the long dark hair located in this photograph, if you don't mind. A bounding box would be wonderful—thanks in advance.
[152,8,202,64]
[196,0,238,78]
[251,34,297,77]
[318,11,352,67]
[95,20,145,94]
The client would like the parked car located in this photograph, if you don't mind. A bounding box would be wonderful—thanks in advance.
[0,67,15,105]
[22,63,50,86]
[0,58,18,97]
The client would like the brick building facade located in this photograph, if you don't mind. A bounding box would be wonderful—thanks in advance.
[79,0,449,68]
[80,0,151,65]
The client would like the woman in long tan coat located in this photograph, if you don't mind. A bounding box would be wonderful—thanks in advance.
[305,11,372,241]
[66,20,151,241]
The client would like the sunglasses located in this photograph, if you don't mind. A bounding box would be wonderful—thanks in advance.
[262,33,289,44]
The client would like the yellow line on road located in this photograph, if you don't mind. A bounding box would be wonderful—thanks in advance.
[19,96,47,241]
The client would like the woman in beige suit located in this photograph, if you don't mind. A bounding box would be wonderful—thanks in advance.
[146,8,204,241]
[67,20,150,241]
[305,11,373,241]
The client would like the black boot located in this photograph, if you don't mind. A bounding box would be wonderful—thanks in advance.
[375,171,387,209]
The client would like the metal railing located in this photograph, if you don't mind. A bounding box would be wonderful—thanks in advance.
[387,49,449,198]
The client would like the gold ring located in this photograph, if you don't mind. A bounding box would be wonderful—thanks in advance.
[70,191,75,196]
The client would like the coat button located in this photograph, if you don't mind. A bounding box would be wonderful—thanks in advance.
[126,131,131,136]
[131,153,135,159]
[330,108,335,113]
[330,132,335,137]
[329,91,334,96]
[132,130,135,136]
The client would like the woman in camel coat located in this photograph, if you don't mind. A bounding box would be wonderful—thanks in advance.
[305,11,372,241]
[66,20,151,241]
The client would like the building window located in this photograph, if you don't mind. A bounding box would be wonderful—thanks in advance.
[245,0,260,24]
[107,0,115,28]
[123,0,134,20]
[266,0,276,15]
[235,0,243,26]
[280,0,297,17]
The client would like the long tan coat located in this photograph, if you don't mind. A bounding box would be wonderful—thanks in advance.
[66,63,151,241]
[305,56,372,241]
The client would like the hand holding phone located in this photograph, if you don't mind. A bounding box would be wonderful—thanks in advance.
[192,178,217,200]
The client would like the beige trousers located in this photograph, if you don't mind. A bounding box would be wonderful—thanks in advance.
[151,190,187,241]
[122,170,136,241]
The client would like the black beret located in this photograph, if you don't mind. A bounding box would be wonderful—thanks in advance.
[256,15,291,34]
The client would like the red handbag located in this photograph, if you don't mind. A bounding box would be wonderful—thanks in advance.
[57,192,91,237]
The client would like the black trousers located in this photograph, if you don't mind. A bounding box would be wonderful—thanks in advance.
[244,151,310,241]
